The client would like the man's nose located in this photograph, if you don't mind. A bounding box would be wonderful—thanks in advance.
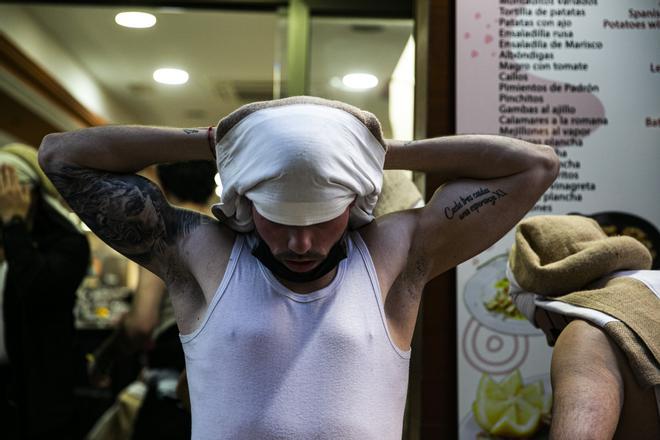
[287,228,313,255]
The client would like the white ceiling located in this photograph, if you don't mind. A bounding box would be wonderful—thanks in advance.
[18,3,411,136]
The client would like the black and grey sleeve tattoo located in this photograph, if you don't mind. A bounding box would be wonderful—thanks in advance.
[47,164,201,271]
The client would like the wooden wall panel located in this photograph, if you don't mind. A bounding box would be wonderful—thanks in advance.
[414,0,457,438]
[0,33,106,129]
[0,88,59,146]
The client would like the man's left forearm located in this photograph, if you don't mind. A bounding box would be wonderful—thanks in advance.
[385,135,557,182]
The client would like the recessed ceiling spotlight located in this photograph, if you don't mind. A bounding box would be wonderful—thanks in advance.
[115,12,157,29]
[153,68,189,85]
[342,73,378,90]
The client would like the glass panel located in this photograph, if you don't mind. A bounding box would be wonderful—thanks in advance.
[0,3,278,128]
[0,3,281,331]
[308,17,422,217]
[308,17,414,140]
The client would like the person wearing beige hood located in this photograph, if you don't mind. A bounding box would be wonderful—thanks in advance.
[38,96,558,439]
[507,215,659,439]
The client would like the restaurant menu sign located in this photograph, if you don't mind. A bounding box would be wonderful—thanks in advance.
[455,1,660,438]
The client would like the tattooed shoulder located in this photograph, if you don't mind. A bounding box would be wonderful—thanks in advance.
[47,164,201,269]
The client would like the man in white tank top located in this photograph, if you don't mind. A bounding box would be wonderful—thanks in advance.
[38,96,559,439]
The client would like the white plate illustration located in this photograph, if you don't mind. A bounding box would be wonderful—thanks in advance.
[463,254,543,336]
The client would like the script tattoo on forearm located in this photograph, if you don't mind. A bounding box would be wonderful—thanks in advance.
[47,164,201,266]
[183,128,199,134]
[443,187,508,221]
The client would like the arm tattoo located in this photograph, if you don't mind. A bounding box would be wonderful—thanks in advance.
[183,128,199,134]
[47,164,201,268]
[443,187,508,221]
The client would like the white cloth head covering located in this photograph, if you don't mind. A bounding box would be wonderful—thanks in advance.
[211,99,386,232]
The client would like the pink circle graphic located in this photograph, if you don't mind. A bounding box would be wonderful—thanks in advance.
[486,335,503,352]
[462,318,529,374]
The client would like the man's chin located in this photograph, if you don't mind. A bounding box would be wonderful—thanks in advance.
[283,260,321,273]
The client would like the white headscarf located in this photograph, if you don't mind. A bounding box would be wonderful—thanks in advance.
[211,104,386,231]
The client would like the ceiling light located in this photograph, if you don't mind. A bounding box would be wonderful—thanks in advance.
[342,73,378,90]
[153,68,189,85]
[115,12,157,29]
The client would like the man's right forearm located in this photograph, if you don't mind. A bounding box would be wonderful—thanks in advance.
[39,126,215,174]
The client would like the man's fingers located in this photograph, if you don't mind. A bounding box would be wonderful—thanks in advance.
[0,165,19,190]
[0,165,8,189]
[20,184,31,200]
[5,165,15,184]
[8,167,21,189]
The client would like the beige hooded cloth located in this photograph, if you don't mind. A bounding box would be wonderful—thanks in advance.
[507,215,659,389]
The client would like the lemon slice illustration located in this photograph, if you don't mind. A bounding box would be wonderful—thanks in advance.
[472,370,552,437]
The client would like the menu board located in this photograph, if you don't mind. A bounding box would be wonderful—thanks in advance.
[456,1,660,438]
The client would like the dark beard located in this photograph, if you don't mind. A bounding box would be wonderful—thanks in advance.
[251,235,347,283]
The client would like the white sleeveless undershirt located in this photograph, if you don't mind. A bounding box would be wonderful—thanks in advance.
[180,232,411,440]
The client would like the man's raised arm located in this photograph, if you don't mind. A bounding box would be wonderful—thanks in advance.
[38,126,215,279]
[385,135,559,282]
